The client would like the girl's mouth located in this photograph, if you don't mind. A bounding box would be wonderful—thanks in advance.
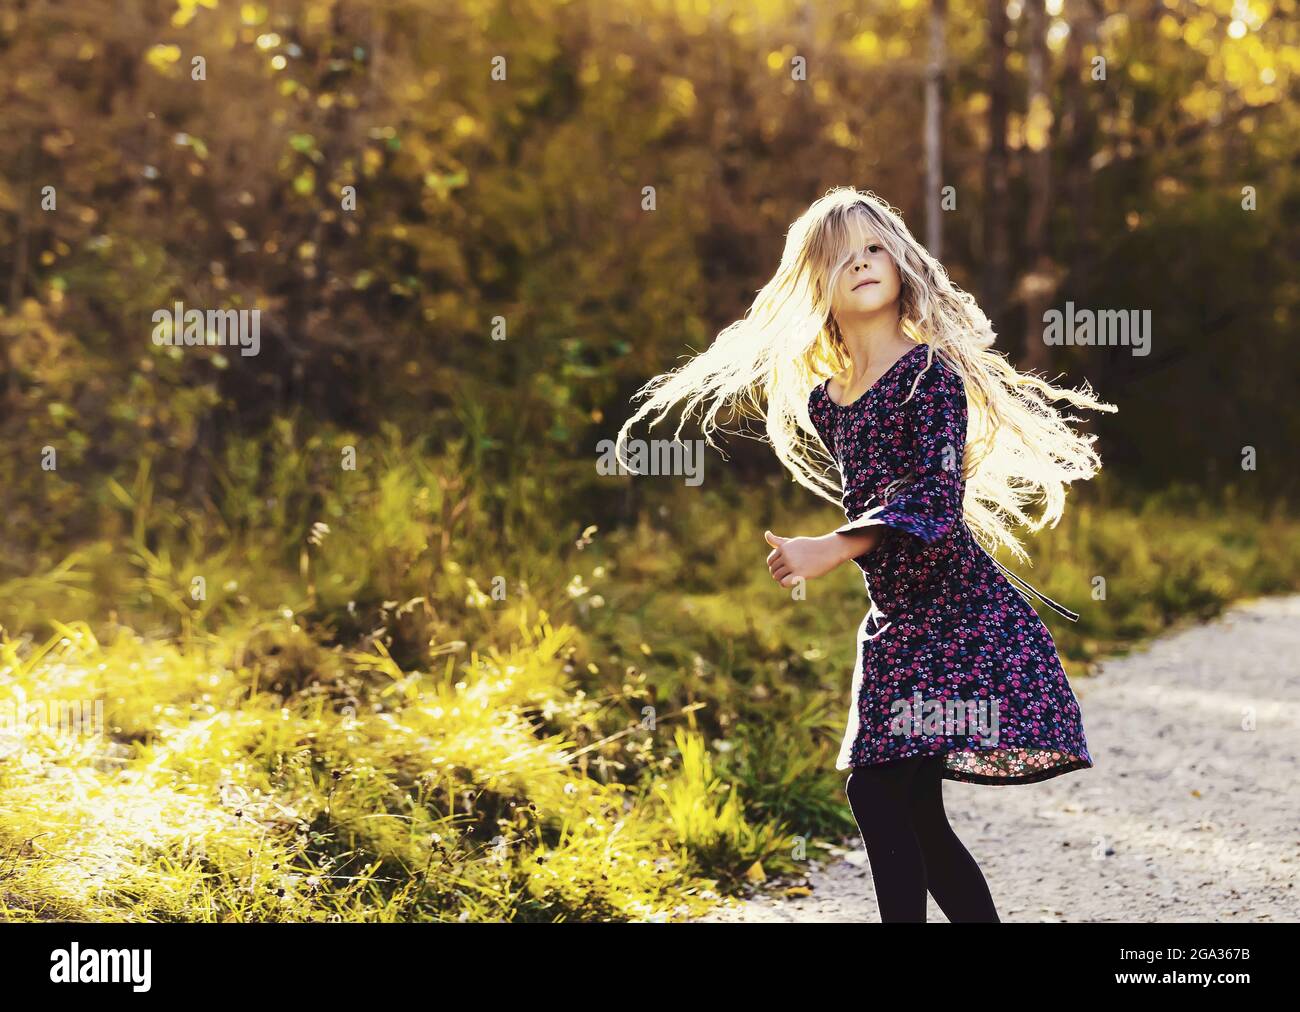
[853,280,878,290]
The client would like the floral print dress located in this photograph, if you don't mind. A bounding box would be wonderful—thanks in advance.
[807,342,1093,785]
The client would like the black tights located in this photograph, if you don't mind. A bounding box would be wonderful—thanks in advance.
[845,755,1000,923]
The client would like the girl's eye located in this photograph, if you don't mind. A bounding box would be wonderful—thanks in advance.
[866,244,881,254]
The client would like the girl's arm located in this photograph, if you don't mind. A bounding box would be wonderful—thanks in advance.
[766,362,967,588]
[764,528,882,588]
[852,361,968,545]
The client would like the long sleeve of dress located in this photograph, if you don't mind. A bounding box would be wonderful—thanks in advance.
[833,360,967,545]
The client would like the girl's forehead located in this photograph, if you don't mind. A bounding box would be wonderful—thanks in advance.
[840,215,883,254]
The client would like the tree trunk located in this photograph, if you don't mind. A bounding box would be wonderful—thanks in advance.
[924,0,947,258]
[1062,0,1099,288]
[4,136,35,404]
[1061,0,1104,396]
[982,0,1010,338]
[1022,0,1053,372]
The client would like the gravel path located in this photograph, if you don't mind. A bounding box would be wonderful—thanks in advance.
[701,595,1300,923]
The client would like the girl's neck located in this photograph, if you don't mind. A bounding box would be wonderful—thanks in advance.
[836,311,912,379]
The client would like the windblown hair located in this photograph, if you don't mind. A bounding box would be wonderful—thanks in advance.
[616,187,1116,561]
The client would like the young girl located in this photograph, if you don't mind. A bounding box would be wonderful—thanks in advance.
[617,187,1115,923]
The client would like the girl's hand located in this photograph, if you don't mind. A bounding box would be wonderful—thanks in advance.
[764,530,877,587]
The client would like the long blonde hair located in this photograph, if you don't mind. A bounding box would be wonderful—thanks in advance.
[617,187,1115,561]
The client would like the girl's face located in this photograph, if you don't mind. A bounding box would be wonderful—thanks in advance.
[831,221,903,317]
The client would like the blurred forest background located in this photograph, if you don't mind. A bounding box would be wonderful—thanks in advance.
[0,0,1297,921]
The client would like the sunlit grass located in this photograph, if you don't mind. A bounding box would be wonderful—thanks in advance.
[0,620,728,922]
[0,442,1296,921]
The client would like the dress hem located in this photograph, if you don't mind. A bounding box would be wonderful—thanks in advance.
[841,751,1094,787]
[941,757,1093,786]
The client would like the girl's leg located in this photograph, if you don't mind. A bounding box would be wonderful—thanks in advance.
[845,757,928,923]
[908,756,1001,923]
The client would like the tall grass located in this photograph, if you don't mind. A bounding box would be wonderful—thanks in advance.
[0,433,1296,920]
